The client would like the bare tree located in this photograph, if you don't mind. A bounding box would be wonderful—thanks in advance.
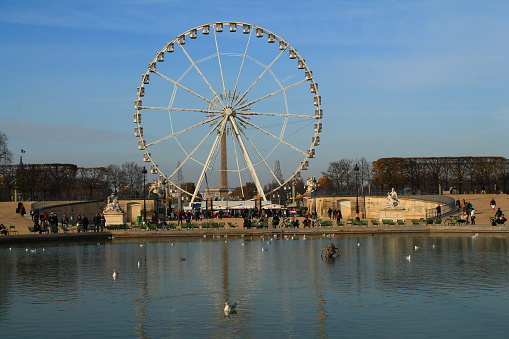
[0,131,13,165]
[322,158,353,193]
[77,167,107,199]
[122,162,144,196]
[106,164,125,194]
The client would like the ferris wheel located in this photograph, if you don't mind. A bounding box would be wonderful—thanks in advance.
[134,21,322,204]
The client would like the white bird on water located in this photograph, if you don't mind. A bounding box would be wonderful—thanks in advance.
[414,245,420,251]
[357,242,361,247]
[137,261,141,268]
[224,302,237,313]
[262,247,268,252]
[406,255,411,261]
[112,270,118,279]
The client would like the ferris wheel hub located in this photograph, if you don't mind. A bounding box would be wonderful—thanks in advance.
[223,107,236,117]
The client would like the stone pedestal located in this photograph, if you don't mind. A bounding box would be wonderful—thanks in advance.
[104,212,125,226]
[379,208,406,221]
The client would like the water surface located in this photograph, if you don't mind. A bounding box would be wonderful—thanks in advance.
[1,234,509,338]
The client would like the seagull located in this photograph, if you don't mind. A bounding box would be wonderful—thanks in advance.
[112,270,118,279]
[262,247,268,252]
[432,244,436,249]
[30,249,37,253]
[203,235,207,238]
[171,243,175,246]
[224,302,237,313]
[9,247,11,251]
[357,242,361,247]
[241,243,245,246]
[137,261,141,268]
[140,244,144,247]
[303,235,307,240]
[414,245,420,251]
[406,255,411,261]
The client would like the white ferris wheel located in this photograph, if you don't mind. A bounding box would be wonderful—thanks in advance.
[134,21,322,205]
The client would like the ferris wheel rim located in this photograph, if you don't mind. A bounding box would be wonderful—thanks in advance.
[134,21,322,203]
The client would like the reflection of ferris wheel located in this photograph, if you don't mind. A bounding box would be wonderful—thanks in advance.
[134,21,322,204]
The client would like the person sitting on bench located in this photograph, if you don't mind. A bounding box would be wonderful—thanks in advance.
[496,214,507,225]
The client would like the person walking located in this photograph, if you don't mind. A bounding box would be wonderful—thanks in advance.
[490,198,496,212]
[470,208,476,225]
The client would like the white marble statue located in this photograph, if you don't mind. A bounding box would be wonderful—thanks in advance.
[305,177,317,194]
[384,188,400,208]
[104,193,123,213]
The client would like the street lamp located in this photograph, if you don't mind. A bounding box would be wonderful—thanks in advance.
[312,177,317,217]
[160,177,168,220]
[354,164,360,220]
[142,166,147,224]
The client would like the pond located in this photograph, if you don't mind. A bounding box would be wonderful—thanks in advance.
[1,233,509,338]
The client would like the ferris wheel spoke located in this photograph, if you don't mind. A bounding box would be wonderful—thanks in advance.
[178,43,226,107]
[232,48,286,108]
[235,79,307,111]
[143,106,221,114]
[236,127,281,185]
[236,116,307,156]
[153,71,223,110]
[229,118,266,200]
[213,30,227,97]
[146,115,221,148]
[231,31,253,106]
[191,121,227,203]
[230,131,246,197]
[167,118,223,182]
[239,111,315,119]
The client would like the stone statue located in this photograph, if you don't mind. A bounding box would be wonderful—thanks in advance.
[305,177,317,194]
[384,188,400,208]
[104,193,123,213]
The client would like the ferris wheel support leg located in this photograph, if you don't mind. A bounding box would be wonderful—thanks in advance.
[229,118,267,201]
[190,121,226,204]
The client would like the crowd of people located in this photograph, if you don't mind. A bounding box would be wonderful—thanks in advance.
[26,207,107,234]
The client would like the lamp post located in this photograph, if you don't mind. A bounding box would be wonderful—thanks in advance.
[161,177,168,220]
[354,164,360,220]
[142,166,147,224]
[312,177,317,217]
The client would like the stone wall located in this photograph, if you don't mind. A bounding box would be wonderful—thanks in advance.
[305,196,449,220]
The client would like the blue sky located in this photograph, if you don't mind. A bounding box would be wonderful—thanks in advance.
[1,0,508,183]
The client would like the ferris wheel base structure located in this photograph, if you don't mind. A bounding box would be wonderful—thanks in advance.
[133,21,322,205]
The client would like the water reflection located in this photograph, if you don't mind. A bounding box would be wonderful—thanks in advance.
[1,234,509,337]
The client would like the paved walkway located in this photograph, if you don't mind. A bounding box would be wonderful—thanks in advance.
[1,193,508,237]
